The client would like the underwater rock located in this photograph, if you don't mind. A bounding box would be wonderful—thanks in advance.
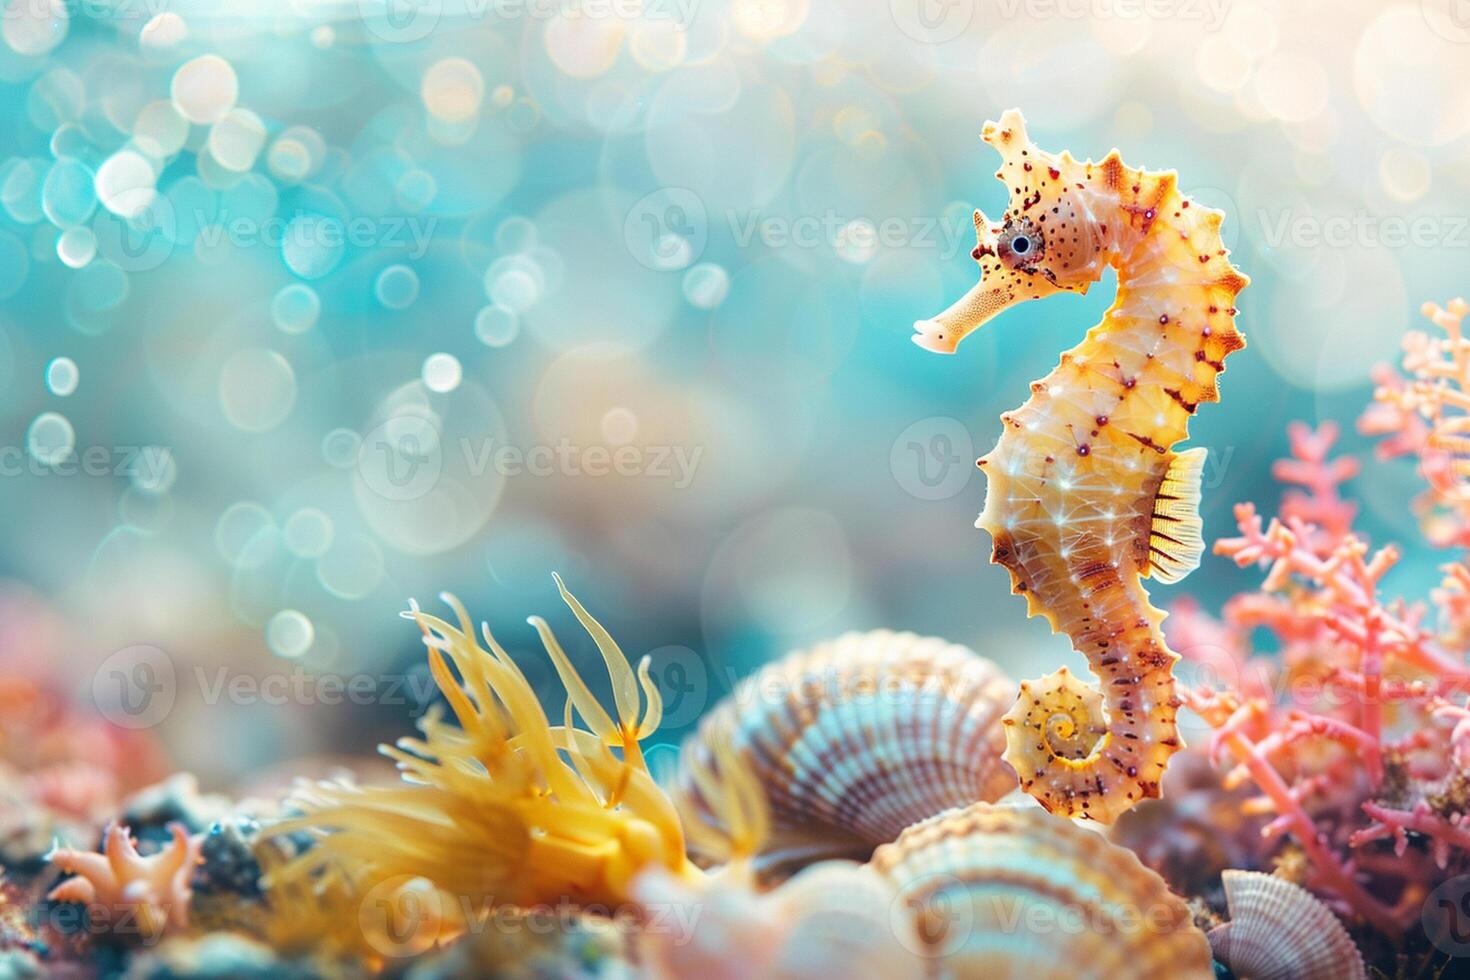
[121,774,234,841]
[192,819,262,899]
[119,932,315,980]
[402,906,634,980]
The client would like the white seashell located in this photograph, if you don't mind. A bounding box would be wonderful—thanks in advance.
[673,630,1017,866]
[1209,870,1366,980]
[870,802,1215,980]
[632,860,925,980]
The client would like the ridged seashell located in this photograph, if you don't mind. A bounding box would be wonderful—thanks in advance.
[1208,870,1366,980]
[869,802,1214,980]
[673,631,1017,864]
[633,860,925,980]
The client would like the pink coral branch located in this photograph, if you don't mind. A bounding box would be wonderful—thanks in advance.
[1180,687,1401,935]
[1354,801,1470,870]
[1232,714,1381,785]
[1275,422,1360,547]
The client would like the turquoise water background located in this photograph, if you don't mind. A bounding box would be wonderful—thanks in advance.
[0,0,1466,778]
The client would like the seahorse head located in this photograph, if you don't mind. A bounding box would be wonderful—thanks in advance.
[914,109,1111,354]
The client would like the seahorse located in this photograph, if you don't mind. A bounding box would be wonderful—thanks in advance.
[912,110,1248,823]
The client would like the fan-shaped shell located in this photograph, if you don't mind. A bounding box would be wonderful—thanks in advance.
[1209,870,1366,980]
[869,802,1214,980]
[673,630,1017,863]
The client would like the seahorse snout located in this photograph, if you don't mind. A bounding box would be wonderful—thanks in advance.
[911,317,958,354]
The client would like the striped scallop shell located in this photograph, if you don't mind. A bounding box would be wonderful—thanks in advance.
[673,630,1017,863]
[1208,870,1366,980]
[868,802,1214,980]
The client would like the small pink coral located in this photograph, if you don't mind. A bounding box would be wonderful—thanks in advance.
[47,822,202,943]
[1274,422,1359,549]
[1361,298,1470,547]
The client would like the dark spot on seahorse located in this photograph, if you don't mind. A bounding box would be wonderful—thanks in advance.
[1165,388,1199,413]
[1096,415,1109,426]
[1127,431,1165,453]
[1047,167,1060,180]
[1077,444,1090,456]
[1158,315,1169,325]
[1123,377,1137,389]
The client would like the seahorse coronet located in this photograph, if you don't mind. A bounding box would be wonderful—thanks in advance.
[917,109,1248,824]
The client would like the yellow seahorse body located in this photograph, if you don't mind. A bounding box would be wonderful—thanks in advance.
[914,110,1248,823]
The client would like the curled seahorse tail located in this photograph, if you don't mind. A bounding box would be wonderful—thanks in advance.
[998,577,1184,824]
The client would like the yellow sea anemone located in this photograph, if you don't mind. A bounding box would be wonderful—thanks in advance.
[259,575,713,959]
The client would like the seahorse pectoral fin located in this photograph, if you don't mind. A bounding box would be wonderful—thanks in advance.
[1145,447,1208,584]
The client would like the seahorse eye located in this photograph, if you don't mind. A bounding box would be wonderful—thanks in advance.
[998,220,1043,269]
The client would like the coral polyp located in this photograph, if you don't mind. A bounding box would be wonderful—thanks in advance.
[916,108,1248,822]
[47,822,203,944]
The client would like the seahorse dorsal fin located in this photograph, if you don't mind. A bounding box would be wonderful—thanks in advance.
[1146,447,1207,584]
